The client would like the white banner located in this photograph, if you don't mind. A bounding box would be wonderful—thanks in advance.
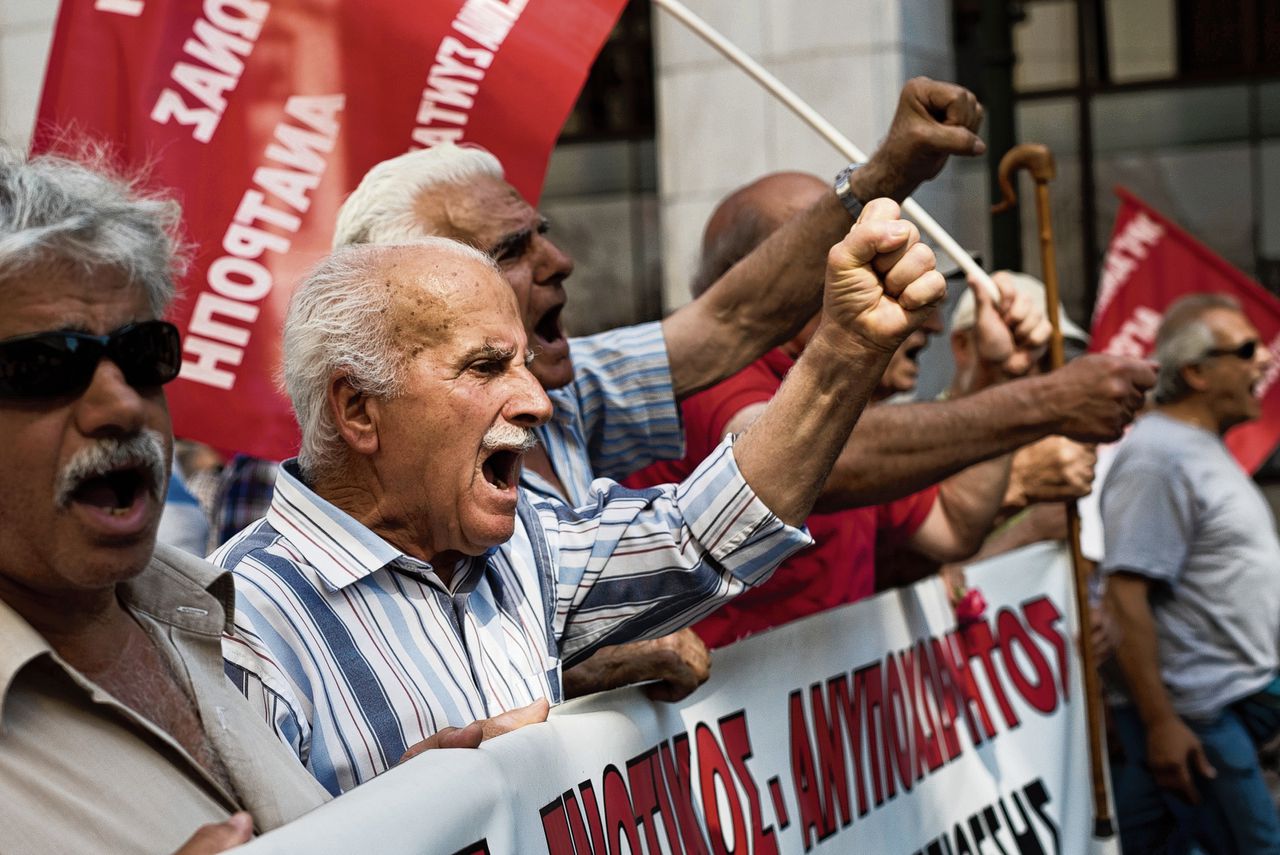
[238,542,1118,854]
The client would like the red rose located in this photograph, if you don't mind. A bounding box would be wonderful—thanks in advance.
[953,587,988,626]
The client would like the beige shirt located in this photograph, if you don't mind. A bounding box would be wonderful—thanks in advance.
[0,544,329,854]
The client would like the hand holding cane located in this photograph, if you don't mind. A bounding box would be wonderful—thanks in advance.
[992,143,1115,839]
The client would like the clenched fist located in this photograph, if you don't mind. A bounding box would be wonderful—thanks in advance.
[821,198,947,353]
[859,77,986,201]
[1006,436,1098,511]
[1044,354,1156,441]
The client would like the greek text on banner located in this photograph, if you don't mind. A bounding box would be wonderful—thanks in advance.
[238,542,1119,854]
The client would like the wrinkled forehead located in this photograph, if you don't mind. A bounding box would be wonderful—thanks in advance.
[384,251,519,347]
[0,262,150,337]
[412,175,537,249]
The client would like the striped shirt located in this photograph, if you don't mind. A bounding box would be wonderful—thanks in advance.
[215,438,808,795]
[525,321,684,505]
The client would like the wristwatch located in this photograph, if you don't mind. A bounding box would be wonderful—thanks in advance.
[833,164,865,220]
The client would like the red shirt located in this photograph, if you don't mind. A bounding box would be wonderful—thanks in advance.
[626,348,936,648]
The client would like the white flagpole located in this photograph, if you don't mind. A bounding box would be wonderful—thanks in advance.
[652,0,1001,302]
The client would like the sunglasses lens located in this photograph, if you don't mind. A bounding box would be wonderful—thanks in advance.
[0,322,182,400]
[113,322,182,387]
[1240,341,1258,360]
[0,334,99,398]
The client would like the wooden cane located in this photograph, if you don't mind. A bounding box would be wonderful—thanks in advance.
[992,143,1115,839]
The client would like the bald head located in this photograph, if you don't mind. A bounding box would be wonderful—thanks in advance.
[692,172,829,298]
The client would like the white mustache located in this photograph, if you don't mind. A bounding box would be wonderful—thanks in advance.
[54,429,168,509]
[481,423,539,453]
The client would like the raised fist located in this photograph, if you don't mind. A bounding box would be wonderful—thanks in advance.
[821,198,947,353]
[859,77,986,201]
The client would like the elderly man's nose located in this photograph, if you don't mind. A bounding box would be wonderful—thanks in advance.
[74,359,149,439]
[508,373,553,427]
[532,233,574,285]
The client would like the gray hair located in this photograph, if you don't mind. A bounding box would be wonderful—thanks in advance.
[0,146,186,314]
[284,237,498,478]
[1153,293,1242,404]
[332,144,504,249]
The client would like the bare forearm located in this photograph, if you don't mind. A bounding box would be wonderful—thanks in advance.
[664,194,849,399]
[664,169,931,401]
[929,454,1012,560]
[563,642,653,699]
[971,503,1068,562]
[818,376,1064,509]
[1108,579,1179,728]
[734,327,892,526]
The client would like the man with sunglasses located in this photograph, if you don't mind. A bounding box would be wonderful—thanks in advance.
[1102,294,1280,853]
[0,149,335,853]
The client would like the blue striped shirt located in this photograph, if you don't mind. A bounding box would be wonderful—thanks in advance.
[215,438,809,795]
[526,322,684,505]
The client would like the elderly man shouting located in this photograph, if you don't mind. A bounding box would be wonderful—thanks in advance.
[0,149,331,853]
[332,79,988,699]
[216,200,944,795]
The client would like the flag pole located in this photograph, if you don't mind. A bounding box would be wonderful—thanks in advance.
[651,0,1001,302]
[992,143,1115,839]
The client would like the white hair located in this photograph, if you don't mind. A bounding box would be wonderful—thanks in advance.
[0,146,186,314]
[332,144,505,249]
[1153,293,1242,404]
[284,237,499,479]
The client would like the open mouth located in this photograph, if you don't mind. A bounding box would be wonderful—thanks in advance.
[481,449,522,491]
[904,344,926,364]
[533,304,565,346]
[70,466,149,515]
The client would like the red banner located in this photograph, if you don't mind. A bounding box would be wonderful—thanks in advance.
[34,0,626,460]
[1091,187,1280,471]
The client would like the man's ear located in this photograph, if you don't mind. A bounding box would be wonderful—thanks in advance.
[1181,361,1211,394]
[328,374,380,457]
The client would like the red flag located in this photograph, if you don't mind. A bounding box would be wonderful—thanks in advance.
[1091,187,1280,471]
[33,0,626,460]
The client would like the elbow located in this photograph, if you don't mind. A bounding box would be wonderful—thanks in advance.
[933,538,981,564]
[927,524,987,564]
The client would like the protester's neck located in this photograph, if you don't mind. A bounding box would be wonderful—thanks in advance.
[1,577,135,671]
[1157,399,1223,435]
[313,464,441,569]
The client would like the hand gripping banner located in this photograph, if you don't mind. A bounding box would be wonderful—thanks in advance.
[34,0,626,459]
[1091,187,1280,472]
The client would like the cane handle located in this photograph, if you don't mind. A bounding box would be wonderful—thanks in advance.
[991,144,1057,214]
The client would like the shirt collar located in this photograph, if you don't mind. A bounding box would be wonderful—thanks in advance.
[0,546,235,731]
[266,460,430,592]
[123,544,237,636]
[0,597,53,730]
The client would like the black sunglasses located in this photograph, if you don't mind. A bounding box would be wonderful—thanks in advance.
[1205,339,1259,362]
[0,320,182,400]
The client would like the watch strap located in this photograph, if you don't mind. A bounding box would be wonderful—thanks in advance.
[833,164,865,220]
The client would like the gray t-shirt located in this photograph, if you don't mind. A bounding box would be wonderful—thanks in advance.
[1101,411,1280,719]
